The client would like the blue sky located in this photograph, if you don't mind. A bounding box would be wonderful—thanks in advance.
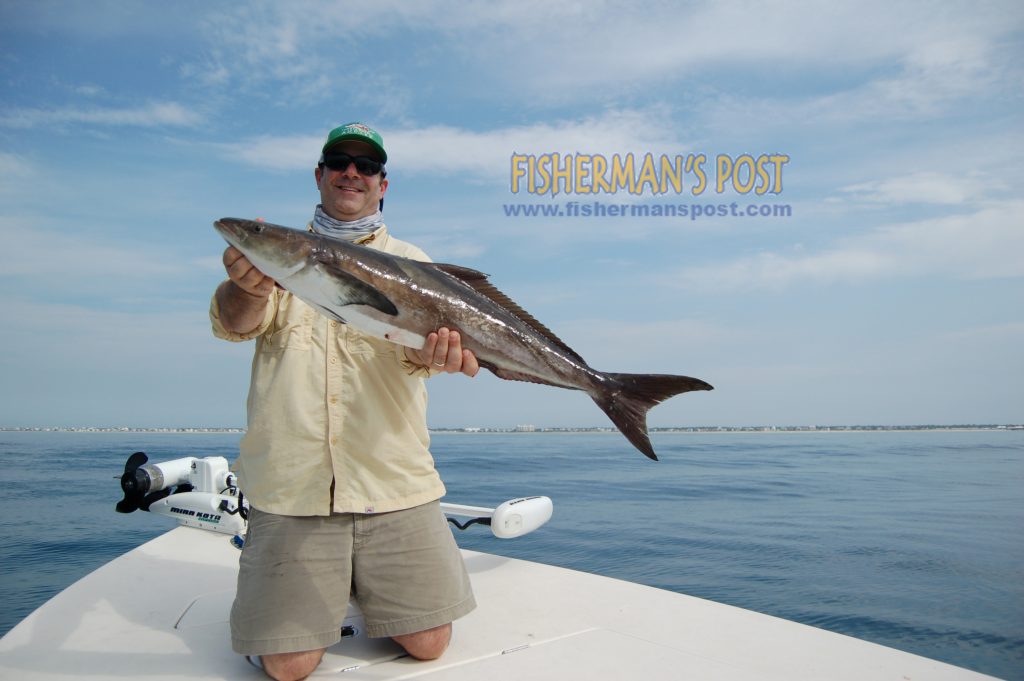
[1,1,1021,429]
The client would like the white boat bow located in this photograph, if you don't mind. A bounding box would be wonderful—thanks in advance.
[0,453,999,680]
[0,524,998,680]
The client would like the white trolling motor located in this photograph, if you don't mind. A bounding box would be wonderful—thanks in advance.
[116,453,553,540]
[115,452,248,535]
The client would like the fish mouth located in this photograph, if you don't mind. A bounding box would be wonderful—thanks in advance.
[212,218,307,280]
[212,218,233,237]
[213,217,261,248]
[213,218,241,240]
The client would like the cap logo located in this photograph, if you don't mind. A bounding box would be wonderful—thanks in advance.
[321,122,387,163]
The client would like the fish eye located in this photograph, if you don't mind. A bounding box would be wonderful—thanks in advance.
[253,223,264,233]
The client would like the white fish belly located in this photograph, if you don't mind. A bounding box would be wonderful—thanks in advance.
[337,306,427,349]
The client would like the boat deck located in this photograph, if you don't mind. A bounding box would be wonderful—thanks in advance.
[0,526,997,680]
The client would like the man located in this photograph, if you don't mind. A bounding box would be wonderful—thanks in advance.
[211,123,478,681]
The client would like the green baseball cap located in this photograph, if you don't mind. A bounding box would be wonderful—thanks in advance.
[320,122,387,163]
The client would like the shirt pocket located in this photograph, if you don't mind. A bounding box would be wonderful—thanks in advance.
[263,299,314,351]
[343,328,393,358]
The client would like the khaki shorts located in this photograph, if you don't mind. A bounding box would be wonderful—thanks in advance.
[230,500,476,656]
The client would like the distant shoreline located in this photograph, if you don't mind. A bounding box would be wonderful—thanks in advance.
[0,427,247,434]
[2,424,1021,434]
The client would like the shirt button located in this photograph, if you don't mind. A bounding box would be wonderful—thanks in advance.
[330,357,337,364]
[331,321,338,328]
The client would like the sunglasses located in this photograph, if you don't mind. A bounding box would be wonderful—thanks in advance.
[321,152,384,176]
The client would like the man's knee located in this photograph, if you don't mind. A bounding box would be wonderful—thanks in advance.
[392,622,452,661]
[260,648,325,681]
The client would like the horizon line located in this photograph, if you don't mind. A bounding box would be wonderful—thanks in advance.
[2,424,1021,433]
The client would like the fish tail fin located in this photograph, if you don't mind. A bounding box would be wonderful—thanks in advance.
[592,373,714,460]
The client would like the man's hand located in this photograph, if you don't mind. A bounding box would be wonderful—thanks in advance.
[223,245,275,298]
[215,246,276,334]
[405,328,480,377]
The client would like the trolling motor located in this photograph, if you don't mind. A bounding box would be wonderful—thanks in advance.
[116,452,553,540]
[115,452,248,535]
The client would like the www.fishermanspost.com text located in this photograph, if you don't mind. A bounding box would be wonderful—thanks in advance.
[502,200,793,220]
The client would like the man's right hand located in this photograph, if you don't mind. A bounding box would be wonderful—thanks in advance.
[223,245,276,298]
[216,246,275,334]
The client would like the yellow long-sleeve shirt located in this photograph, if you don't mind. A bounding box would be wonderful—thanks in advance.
[210,225,445,516]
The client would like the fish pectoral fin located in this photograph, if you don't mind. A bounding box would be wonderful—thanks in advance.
[308,302,348,325]
[314,263,398,316]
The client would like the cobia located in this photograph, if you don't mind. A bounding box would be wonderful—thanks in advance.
[214,218,712,459]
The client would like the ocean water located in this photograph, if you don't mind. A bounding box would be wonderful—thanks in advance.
[0,430,1021,679]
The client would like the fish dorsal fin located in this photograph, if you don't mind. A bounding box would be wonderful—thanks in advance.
[429,262,490,282]
[428,262,588,366]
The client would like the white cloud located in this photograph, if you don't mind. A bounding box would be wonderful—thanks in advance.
[182,0,1023,112]
[840,171,992,206]
[671,200,1024,290]
[13,0,1022,120]
[392,108,687,175]
[219,108,690,178]
[0,152,37,183]
[941,321,1024,345]
[215,134,323,171]
[704,38,1022,138]
[801,38,1009,122]
[557,318,731,371]
[0,218,185,292]
[0,101,203,129]
[72,83,105,97]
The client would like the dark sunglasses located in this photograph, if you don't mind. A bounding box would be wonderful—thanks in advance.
[321,152,384,176]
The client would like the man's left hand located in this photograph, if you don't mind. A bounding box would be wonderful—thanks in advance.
[405,327,480,377]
